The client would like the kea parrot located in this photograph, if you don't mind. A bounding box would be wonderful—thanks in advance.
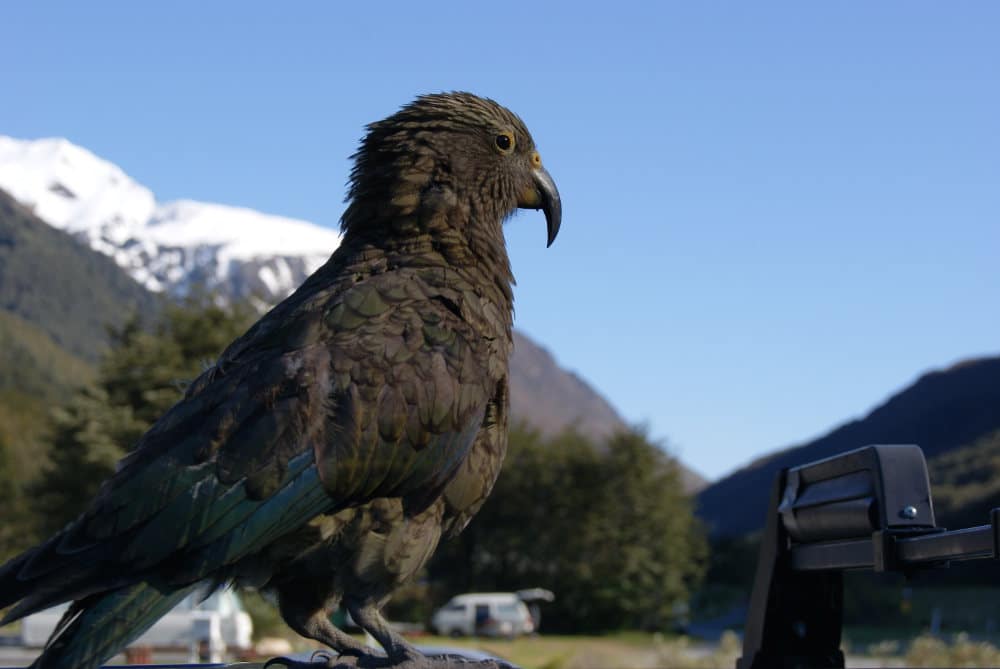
[0,92,561,669]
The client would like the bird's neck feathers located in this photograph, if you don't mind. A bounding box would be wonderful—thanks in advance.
[339,174,516,307]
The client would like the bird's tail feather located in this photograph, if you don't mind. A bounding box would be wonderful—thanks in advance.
[29,582,196,669]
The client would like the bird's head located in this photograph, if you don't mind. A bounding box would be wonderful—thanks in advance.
[342,92,561,249]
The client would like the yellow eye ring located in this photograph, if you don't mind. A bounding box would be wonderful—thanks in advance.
[495,132,515,153]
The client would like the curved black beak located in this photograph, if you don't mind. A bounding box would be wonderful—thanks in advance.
[518,166,562,247]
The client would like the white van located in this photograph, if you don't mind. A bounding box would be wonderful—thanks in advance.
[20,589,253,662]
[431,593,534,638]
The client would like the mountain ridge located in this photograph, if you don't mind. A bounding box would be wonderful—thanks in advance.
[697,355,1000,537]
[0,135,340,301]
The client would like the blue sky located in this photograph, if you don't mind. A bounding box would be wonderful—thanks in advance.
[3,2,998,480]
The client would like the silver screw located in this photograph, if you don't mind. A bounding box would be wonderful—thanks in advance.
[901,506,918,519]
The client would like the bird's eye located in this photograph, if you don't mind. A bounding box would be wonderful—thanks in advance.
[495,133,514,153]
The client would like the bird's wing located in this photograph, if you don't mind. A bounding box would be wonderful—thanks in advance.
[440,376,509,539]
[0,265,496,620]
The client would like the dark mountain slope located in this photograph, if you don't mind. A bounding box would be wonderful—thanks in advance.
[510,331,628,439]
[0,310,93,400]
[0,188,157,362]
[697,356,1000,537]
[510,332,706,491]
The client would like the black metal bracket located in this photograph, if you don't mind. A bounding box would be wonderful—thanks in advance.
[737,444,1000,669]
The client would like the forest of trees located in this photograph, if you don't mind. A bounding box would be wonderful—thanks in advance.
[0,297,706,634]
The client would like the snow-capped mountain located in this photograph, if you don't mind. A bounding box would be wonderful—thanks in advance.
[0,136,341,300]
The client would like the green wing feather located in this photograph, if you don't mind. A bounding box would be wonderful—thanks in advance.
[0,264,492,628]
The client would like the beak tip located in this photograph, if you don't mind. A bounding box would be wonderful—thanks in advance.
[545,197,561,248]
[545,219,559,247]
[538,172,561,249]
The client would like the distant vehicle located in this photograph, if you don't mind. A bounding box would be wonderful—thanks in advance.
[20,589,253,661]
[431,593,534,638]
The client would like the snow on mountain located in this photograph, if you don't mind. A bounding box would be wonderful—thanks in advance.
[0,135,341,299]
